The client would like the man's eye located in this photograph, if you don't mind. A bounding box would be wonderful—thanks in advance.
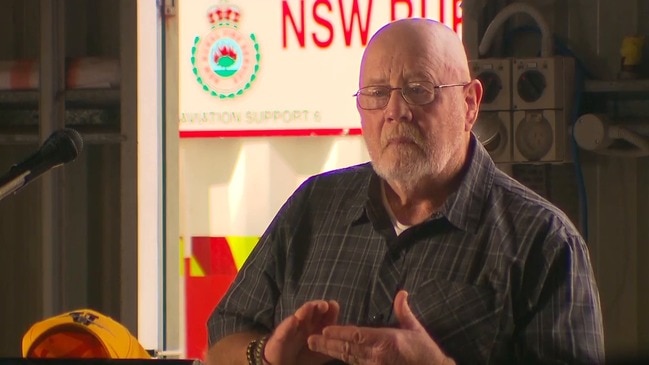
[406,85,428,95]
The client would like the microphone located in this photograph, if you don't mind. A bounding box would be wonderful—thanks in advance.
[0,128,83,201]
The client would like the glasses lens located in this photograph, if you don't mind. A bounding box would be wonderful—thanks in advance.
[357,86,390,110]
[355,82,438,109]
[403,82,435,105]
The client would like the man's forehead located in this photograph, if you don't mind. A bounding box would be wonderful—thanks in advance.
[360,47,441,81]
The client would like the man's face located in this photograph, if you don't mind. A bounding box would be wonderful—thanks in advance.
[358,30,469,186]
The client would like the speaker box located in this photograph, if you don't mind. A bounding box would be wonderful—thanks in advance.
[474,111,512,163]
[469,58,512,111]
[512,56,575,111]
[513,109,570,162]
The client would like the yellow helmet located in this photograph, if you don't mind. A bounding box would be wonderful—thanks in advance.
[22,309,150,359]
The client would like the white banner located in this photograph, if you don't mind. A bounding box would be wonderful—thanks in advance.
[179,0,462,135]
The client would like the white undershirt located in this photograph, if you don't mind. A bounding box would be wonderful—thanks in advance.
[380,182,412,236]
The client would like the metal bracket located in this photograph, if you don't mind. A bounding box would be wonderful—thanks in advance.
[163,0,176,16]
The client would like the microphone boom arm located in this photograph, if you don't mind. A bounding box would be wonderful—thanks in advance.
[0,171,29,201]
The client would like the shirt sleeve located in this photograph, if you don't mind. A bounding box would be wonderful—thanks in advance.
[206,232,278,345]
[514,226,605,364]
[206,179,310,346]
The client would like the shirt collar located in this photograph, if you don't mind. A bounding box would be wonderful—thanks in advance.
[440,134,495,233]
[343,163,375,225]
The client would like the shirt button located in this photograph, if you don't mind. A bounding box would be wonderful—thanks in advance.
[369,313,384,326]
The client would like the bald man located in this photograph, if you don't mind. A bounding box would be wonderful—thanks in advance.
[206,18,604,365]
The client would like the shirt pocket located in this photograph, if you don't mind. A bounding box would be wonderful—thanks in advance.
[411,279,502,364]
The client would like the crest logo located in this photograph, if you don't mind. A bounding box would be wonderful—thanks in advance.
[192,2,260,99]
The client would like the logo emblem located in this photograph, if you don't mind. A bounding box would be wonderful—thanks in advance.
[192,2,260,99]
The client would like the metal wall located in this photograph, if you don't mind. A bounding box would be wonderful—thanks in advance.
[0,0,137,357]
[464,0,649,360]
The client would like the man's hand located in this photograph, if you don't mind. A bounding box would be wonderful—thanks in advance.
[263,299,340,365]
[306,290,456,365]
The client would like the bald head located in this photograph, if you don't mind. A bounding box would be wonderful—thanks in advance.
[361,18,470,84]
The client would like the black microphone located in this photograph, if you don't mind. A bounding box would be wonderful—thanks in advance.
[0,128,83,201]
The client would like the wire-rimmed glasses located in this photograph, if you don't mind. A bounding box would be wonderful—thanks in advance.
[353,81,468,110]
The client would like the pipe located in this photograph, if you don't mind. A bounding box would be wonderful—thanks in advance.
[478,3,553,57]
[606,126,649,157]
[574,113,649,157]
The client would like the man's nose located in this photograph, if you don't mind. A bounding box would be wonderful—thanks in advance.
[384,89,412,122]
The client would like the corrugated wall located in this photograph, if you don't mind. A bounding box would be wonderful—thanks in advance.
[0,0,131,357]
[464,0,649,360]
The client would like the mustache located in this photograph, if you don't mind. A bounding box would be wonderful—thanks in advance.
[381,125,426,148]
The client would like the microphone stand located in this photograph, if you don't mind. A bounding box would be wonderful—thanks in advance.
[0,170,29,202]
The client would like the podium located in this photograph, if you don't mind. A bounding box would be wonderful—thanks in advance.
[0,360,200,365]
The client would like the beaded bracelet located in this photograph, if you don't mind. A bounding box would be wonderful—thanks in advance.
[246,335,270,365]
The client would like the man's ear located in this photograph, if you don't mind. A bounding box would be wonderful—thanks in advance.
[464,79,483,132]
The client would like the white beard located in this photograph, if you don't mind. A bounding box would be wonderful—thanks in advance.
[370,124,454,192]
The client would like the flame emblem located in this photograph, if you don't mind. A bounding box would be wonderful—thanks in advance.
[214,46,238,68]
[192,2,260,99]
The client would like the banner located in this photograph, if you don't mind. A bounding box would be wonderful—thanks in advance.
[179,0,462,137]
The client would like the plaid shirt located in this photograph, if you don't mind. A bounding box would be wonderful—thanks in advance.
[208,138,605,364]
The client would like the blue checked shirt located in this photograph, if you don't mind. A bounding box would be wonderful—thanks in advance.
[208,137,605,364]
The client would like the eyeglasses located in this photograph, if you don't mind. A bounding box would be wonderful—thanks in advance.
[353,81,468,110]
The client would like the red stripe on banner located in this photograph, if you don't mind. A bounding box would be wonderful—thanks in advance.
[185,237,241,359]
[179,128,363,138]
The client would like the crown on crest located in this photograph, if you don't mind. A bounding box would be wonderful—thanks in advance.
[207,2,241,27]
